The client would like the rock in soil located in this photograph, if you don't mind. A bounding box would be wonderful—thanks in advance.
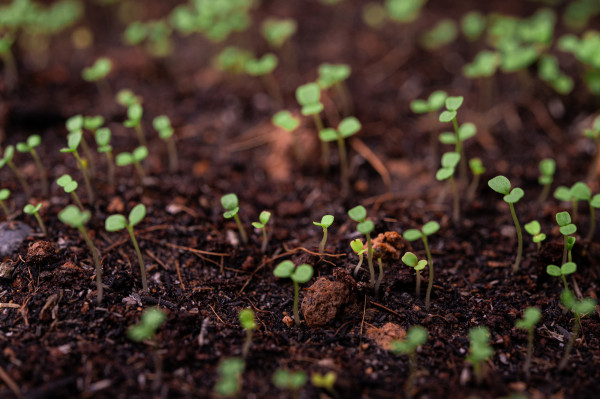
[366,322,407,350]
[0,260,16,280]
[372,231,412,261]
[26,241,57,266]
[301,270,358,327]
[0,221,31,257]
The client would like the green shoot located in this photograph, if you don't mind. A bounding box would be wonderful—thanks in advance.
[420,19,457,51]
[590,194,600,240]
[556,211,576,265]
[319,116,362,192]
[105,204,148,293]
[546,262,576,291]
[128,307,166,342]
[403,221,440,310]
[116,88,141,107]
[313,214,334,253]
[272,369,307,398]
[348,205,375,287]
[466,326,493,385]
[0,189,10,216]
[23,203,46,236]
[537,158,556,205]
[402,251,427,298]
[213,46,253,74]
[568,182,597,240]
[390,326,428,397]
[559,290,597,370]
[252,210,271,253]
[524,220,546,251]
[124,103,147,147]
[439,96,468,182]
[153,115,178,172]
[83,115,104,132]
[67,114,96,175]
[317,63,352,115]
[436,152,461,222]
[57,174,85,211]
[214,358,245,397]
[571,182,591,223]
[386,0,427,23]
[463,50,499,79]
[58,205,103,303]
[311,371,336,396]
[239,308,257,359]
[244,53,278,75]
[439,122,476,184]
[94,127,115,187]
[515,307,541,377]
[16,134,47,195]
[410,90,447,162]
[272,110,303,162]
[82,57,112,100]
[350,239,366,277]
[221,193,248,245]
[1,145,31,196]
[60,131,94,203]
[273,261,313,326]
[461,11,486,41]
[582,115,600,179]
[488,175,524,272]
[467,158,486,202]
[116,146,148,182]
[261,18,297,49]
[296,82,328,171]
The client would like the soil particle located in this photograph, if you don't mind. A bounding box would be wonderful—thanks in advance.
[0,221,31,257]
[372,231,412,261]
[366,322,407,350]
[301,270,358,327]
[0,260,16,280]
[26,241,57,266]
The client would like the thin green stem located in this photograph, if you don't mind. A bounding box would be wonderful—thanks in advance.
[423,236,434,311]
[242,329,253,359]
[30,149,48,195]
[467,173,479,203]
[450,176,460,223]
[128,226,148,293]
[428,111,438,169]
[293,281,300,326]
[73,151,94,203]
[509,203,523,272]
[572,199,578,223]
[561,275,569,291]
[366,233,375,288]
[71,192,85,211]
[0,201,9,217]
[334,82,353,116]
[261,227,268,253]
[80,136,96,177]
[353,253,363,277]
[375,257,384,296]
[559,316,580,370]
[314,114,329,172]
[135,124,147,148]
[134,161,147,183]
[33,212,47,236]
[79,226,103,303]
[415,270,421,297]
[233,214,248,245]
[452,117,467,184]
[319,228,327,253]
[8,161,31,196]
[536,183,550,206]
[562,236,568,265]
[586,204,595,241]
[473,361,482,385]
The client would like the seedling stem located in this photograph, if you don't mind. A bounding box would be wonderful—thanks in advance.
[451,117,468,183]
[509,203,523,272]
[313,114,329,172]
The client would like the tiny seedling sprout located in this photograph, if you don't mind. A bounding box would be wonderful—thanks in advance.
[313,214,334,253]
[582,115,600,180]
[215,357,245,397]
[402,251,427,298]
[116,88,141,107]
[261,18,297,49]
[439,96,468,181]
[317,63,352,115]
[153,115,178,172]
[23,203,46,236]
[221,193,248,245]
[273,260,313,326]
[350,239,366,277]
[272,369,307,398]
[467,158,485,202]
[0,189,10,216]
[296,82,328,170]
[311,371,336,396]
[436,152,461,222]
[524,220,546,251]
[558,290,597,370]
[244,53,282,103]
[556,211,576,264]
[1,145,31,196]
[348,205,375,287]
[57,174,85,210]
[105,204,149,293]
[67,114,96,175]
[82,57,113,100]
[403,221,440,310]
[60,130,95,203]
[410,90,448,162]
[537,158,556,205]
[466,326,493,385]
[439,122,476,185]
[488,175,524,272]
[390,326,428,397]
[127,307,166,342]
[124,103,147,147]
[95,127,115,187]
[272,110,303,161]
[116,146,148,182]
[546,262,576,291]
[252,210,271,253]
[319,116,362,192]
[515,307,541,377]
[239,308,257,359]
[16,134,47,195]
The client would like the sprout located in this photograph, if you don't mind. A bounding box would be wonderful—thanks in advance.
[438,96,468,182]
[463,50,499,78]
[67,114,97,177]
[582,115,600,179]
[56,174,84,211]
[537,158,556,205]
[214,46,253,74]
[105,204,149,293]
[566,182,597,240]
[245,53,282,104]
[124,103,147,147]
[221,193,248,245]
[319,116,362,192]
[538,55,574,94]
[239,308,257,359]
[0,188,10,216]
[420,19,457,51]
[317,63,352,115]
[590,194,600,240]
[410,90,448,163]
[214,358,245,397]
[272,369,307,396]
[82,57,112,82]
[313,214,334,253]
[83,115,104,132]
[58,205,103,302]
[466,326,493,385]
[272,110,303,162]
[386,0,427,23]
[402,251,427,297]
[16,134,47,195]
[555,211,577,264]
[348,205,376,287]
[546,261,576,291]
[488,175,524,272]
[461,11,486,41]
[252,210,271,253]
[153,115,178,173]
[403,221,439,310]
[60,131,94,203]
[127,307,166,342]
[515,307,541,377]
[524,220,546,251]
[273,260,313,327]
[350,239,366,277]
[296,82,328,171]
[116,146,148,182]
[23,203,46,235]
[261,18,297,49]
[559,290,597,370]
[436,152,461,222]
[95,127,115,187]
[116,88,142,107]
[311,371,336,396]
[0,145,31,196]
[390,326,428,396]
[467,158,486,202]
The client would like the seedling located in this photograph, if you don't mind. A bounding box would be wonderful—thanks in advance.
[313,214,334,253]
[245,53,282,103]
[439,122,476,185]
[390,326,428,397]
[272,369,307,399]
[60,131,95,203]
[58,205,103,302]
[436,152,461,222]
[105,204,149,293]
[348,205,375,287]
[273,260,313,326]
[124,103,147,147]
[410,90,447,161]
[56,174,84,211]
[221,193,248,245]
[318,63,352,115]
[311,371,336,396]
[24,203,46,236]
[420,19,457,51]
[239,308,257,359]
[466,326,493,385]
[272,110,303,162]
[463,50,499,79]
[556,211,576,265]
[385,0,427,23]
[515,307,541,377]
[589,194,600,240]
[82,57,112,100]
[571,182,591,224]
[261,18,297,49]
[537,158,555,205]
[350,239,366,277]
[461,11,486,42]
[319,116,362,192]
[558,289,597,370]
[546,262,576,291]
[116,88,141,107]
[568,182,598,240]
[153,115,178,172]
[488,176,524,272]
[128,307,166,342]
[403,221,440,310]
[439,96,468,182]
[582,115,600,179]
[116,146,148,182]
[0,145,31,195]
[16,134,47,195]
[402,251,427,298]
[524,220,546,251]
[66,114,96,175]
[95,127,115,187]
[252,210,271,253]
[213,46,253,74]
[467,158,485,202]
[214,357,245,397]
[0,189,10,216]
[296,82,328,170]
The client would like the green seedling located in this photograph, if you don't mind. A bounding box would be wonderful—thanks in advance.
[311,371,336,396]
[221,193,248,245]
[56,174,84,211]
[546,262,576,291]
[0,189,10,216]
[153,115,178,172]
[319,116,362,192]
[515,307,541,377]
[58,205,103,302]
[567,236,576,262]
[559,290,597,370]
[386,0,427,23]
[94,127,115,187]
[571,182,591,223]
[556,211,576,264]
[420,19,457,51]
[60,131,94,203]
[82,57,112,100]
[403,221,440,310]
[318,63,352,115]
[524,220,546,251]
[467,158,486,202]
[128,307,166,342]
[124,19,173,57]
[272,369,307,399]
[272,110,303,162]
[538,54,574,95]
[390,326,428,397]
[214,357,245,397]
[461,11,486,41]
[466,326,493,385]
[105,204,149,293]
[537,158,555,205]
[488,175,525,272]
[439,122,476,181]
[24,203,46,236]
[296,82,328,171]
[582,115,600,179]
[436,152,461,222]
[273,260,313,326]
[463,50,499,78]
[245,53,281,103]
[252,210,271,253]
[261,18,297,49]
[0,145,31,196]
[590,194,600,240]
[348,205,375,287]
[213,46,253,74]
[116,88,142,107]
[313,214,334,253]
[16,134,47,195]
[410,90,448,162]
[568,182,597,240]
[350,239,366,277]
[116,146,148,182]
[124,103,147,147]
[402,251,427,298]
[83,115,104,132]
[66,114,96,175]
[439,96,468,182]
[239,308,257,359]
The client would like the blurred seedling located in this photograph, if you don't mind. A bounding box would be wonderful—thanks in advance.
[554,182,587,222]
[60,131,95,203]
[546,261,576,291]
[0,145,31,196]
[466,326,493,385]
[420,19,457,51]
[568,182,598,240]
[0,189,10,216]
[272,110,303,162]
[245,53,282,103]
[66,115,96,174]
[524,220,546,251]
[385,0,427,24]
[582,115,600,179]
[272,369,307,399]
[348,205,375,287]
[436,152,461,223]
[403,221,440,310]
[214,46,253,74]
[116,146,148,183]
[410,90,447,163]
[82,57,113,100]
[214,358,245,397]
[319,116,362,193]
[439,96,468,181]
[390,326,428,397]
[94,127,115,187]
[106,204,148,293]
[124,103,147,147]
[16,134,47,195]
[57,174,84,211]
[128,307,167,390]
[467,158,485,202]
[239,308,257,359]
[318,63,352,115]
[537,158,555,205]
[24,203,46,236]
[559,290,597,370]
[313,214,334,253]
[261,18,297,49]
[350,239,366,277]
[296,82,328,171]
[252,210,271,253]
[590,194,600,240]
[461,11,486,42]
[58,205,103,302]
[116,88,142,107]
[439,122,476,183]
[515,307,541,377]
[402,251,427,298]
[556,211,576,264]
[273,260,313,327]
[221,193,247,245]
[488,176,524,272]
[153,115,178,172]
[311,371,336,396]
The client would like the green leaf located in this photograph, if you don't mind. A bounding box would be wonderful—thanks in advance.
[23,203,41,214]
[559,224,577,236]
[524,220,541,235]
[553,186,572,202]
[357,220,374,235]
[515,307,541,330]
[272,111,299,132]
[439,110,456,122]
[428,91,448,110]
[403,229,422,241]
[245,53,278,76]
[83,116,104,131]
[445,96,464,111]
[252,222,264,229]
[301,103,324,116]
[350,238,363,253]
[415,260,427,270]
[338,117,361,138]
[221,193,240,211]
[533,233,546,243]
[259,210,271,225]
[67,131,82,151]
[66,115,84,132]
[539,158,555,177]
[129,204,146,226]
[488,175,511,195]
[402,252,418,267]
[410,99,429,114]
[95,128,111,147]
[0,189,9,201]
[567,236,576,250]
[317,63,351,89]
[422,221,440,236]
[458,123,476,141]
[59,205,90,228]
[436,168,453,181]
[319,128,339,142]
[546,264,561,277]
[469,158,485,175]
[105,214,127,231]
[420,19,458,51]
[561,262,577,275]
[239,308,257,330]
[503,187,524,204]
[555,211,571,227]
[291,264,313,283]
[261,18,297,48]
[320,215,334,228]
[439,132,457,144]
[16,142,30,153]
[116,152,134,166]
[223,208,239,219]
[273,260,294,278]
[296,83,321,107]
[590,194,600,208]
[572,298,597,316]
[463,50,499,78]
[348,205,367,222]
[132,146,148,162]
[571,182,591,201]
[461,11,486,41]
[441,152,460,168]
[153,115,173,139]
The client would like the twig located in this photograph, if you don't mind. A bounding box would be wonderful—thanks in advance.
[0,303,20,308]
[0,365,22,398]
[369,300,403,319]
[350,137,391,190]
